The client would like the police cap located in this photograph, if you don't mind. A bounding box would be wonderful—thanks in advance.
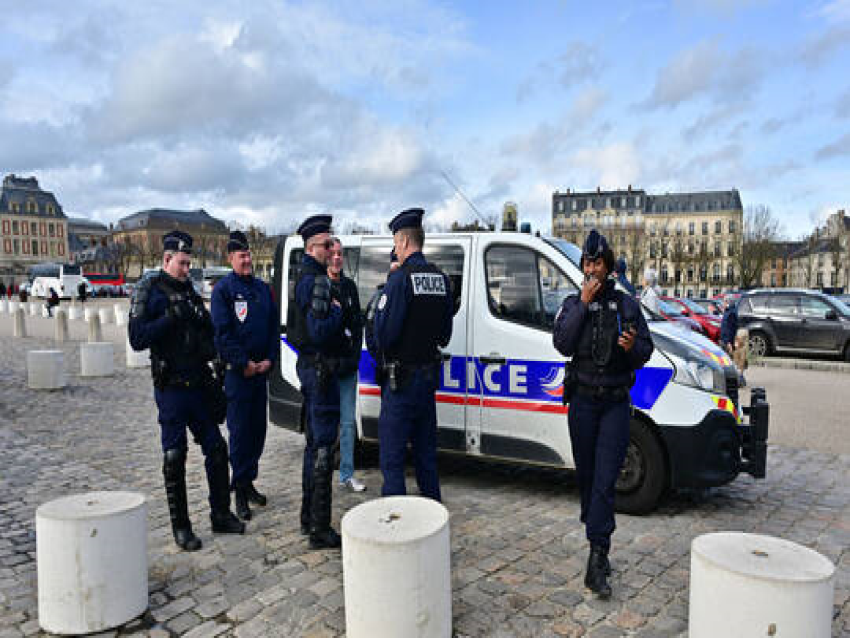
[388,208,424,234]
[582,229,609,260]
[163,230,193,254]
[227,230,250,253]
[297,214,333,241]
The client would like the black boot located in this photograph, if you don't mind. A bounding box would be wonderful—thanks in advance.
[309,447,341,549]
[206,441,246,535]
[234,485,252,521]
[585,545,612,599]
[246,482,267,507]
[163,449,202,552]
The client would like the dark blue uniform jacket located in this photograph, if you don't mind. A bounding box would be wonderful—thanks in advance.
[295,254,344,357]
[374,252,453,354]
[211,272,279,372]
[720,302,739,347]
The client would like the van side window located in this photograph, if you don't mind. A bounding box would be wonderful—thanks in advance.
[343,247,360,280]
[485,245,576,330]
[357,246,392,305]
[423,244,464,315]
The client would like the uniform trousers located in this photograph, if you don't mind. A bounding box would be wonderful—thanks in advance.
[378,366,441,501]
[224,371,268,487]
[567,394,630,550]
[297,359,340,499]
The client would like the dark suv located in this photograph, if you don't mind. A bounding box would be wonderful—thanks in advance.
[737,289,850,360]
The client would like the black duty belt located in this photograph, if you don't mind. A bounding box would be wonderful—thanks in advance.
[575,384,630,402]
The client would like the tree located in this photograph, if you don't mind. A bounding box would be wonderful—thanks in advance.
[736,204,782,289]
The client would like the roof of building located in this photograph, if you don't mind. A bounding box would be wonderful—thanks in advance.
[0,174,65,219]
[115,208,227,232]
[552,187,742,215]
[67,216,109,232]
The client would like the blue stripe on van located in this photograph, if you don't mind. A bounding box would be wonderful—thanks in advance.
[281,336,673,411]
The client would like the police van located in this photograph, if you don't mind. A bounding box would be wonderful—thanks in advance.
[270,231,768,514]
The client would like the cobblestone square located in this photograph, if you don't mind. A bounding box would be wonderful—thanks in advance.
[0,331,848,637]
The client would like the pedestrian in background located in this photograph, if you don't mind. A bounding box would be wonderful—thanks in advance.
[78,281,88,303]
[211,230,279,521]
[720,298,739,356]
[372,208,453,501]
[46,288,59,317]
[0,282,6,299]
[288,215,346,549]
[639,267,660,313]
[327,237,366,492]
[553,229,653,599]
[615,258,636,296]
[128,230,244,551]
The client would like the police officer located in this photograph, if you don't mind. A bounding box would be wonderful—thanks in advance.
[288,215,346,549]
[372,208,453,501]
[553,229,653,598]
[129,231,244,551]
[210,231,279,521]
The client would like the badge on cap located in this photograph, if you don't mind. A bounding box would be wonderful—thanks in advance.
[235,300,248,323]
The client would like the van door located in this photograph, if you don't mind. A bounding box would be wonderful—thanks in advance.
[471,236,578,467]
[355,237,471,453]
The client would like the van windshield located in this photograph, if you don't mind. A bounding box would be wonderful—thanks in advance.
[543,238,582,270]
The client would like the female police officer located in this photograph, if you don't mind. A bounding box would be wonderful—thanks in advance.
[553,229,653,598]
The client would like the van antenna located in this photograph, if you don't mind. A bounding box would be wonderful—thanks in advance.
[439,170,493,230]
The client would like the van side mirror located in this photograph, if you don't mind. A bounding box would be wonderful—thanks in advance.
[825,309,838,321]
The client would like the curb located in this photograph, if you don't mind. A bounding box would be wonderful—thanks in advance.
[750,357,850,374]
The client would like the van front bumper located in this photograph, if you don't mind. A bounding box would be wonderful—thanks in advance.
[657,387,769,490]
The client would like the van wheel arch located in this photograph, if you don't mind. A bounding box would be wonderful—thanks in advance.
[615,413,669,515]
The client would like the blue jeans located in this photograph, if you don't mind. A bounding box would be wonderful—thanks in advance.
[337,372,358,483]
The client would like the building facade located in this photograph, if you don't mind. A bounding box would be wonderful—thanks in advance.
[112,208,229,277]
[552,187,743,297]
[0,175,70,286]
[788,210,849,292]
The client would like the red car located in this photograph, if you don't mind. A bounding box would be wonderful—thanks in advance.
[655,298,706,335]
[665,297,721,343]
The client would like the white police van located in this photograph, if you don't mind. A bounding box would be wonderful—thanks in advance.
[269,231,768,514]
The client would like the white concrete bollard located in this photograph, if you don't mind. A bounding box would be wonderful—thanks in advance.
[27,350,65,390]
[0,299,7,313]
[42,305,51,318]
[84,307,95,322]
[13,308,27,337]
[88,314,102,343]
[115,308,128,326]
[342,496,451,638]
[29,302,39,316]
[36,491,148,635]
[80,342,114,377]
[67,306,81,321]
[689,532,835,638]
[98,307,113,325]
[8,300,19,313]
[54,309,69,343]
[125,337,150,368]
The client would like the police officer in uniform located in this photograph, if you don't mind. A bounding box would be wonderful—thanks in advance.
[211,231,279,521]
[288,215,345,549]
[129,231,244,551]
[372,208,453,501]
[553,229,653,597]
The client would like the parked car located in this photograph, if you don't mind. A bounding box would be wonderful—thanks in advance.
[665,297,721,343]
[693,297,723,316]
[737,289,850,360]
[656,298,705,335]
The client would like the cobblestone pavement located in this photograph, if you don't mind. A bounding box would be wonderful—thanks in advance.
[1,333,848,637]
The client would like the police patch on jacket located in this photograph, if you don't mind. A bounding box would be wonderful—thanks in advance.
[411,273,446,296]
[235,300,248,323]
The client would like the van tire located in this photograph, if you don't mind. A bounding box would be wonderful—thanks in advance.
[615,418,668,515]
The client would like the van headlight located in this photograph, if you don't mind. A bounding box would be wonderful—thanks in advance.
[666,352,725,394]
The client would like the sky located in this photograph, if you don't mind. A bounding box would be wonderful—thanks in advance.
[1,0,849,238]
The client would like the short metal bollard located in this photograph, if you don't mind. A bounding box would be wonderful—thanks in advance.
[27,350,65,390]
[88,314,102,343]
[342,496,452,638]
[37,491,148,635]
[689,532,835,638]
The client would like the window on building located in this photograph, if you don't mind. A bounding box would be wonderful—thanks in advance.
[1,220,8,235]
[661,242,668,258]
[31,240,38,256]
[728,243,735,257]
[13,239,20,254]
[702,222,708,235]
[699,266,707,282]
[649,243,657,258]
[661,267,668,284]
[47,203,55,215]
[635,196,641,207]
[727,265,735,281]
[689,222,695,235]
[687,268,694,282]
[572,200,577,211]
[621,197,626,207]
[31,222,37,235]
[26,200,37,213]
[816,272,824,286]
[12,220,18,234]
[11,202,20,213]
[715,220,722,234]
[558,200,564,213]
[729,220,737,233]
[713,264,721,280]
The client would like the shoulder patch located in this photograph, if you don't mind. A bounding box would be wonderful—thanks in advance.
[377,294,387,310]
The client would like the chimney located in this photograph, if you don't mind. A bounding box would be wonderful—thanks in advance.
[628,184,632,192]
[597,186,601,194]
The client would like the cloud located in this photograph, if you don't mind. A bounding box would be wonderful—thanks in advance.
[798,23,850,67]
[516,41,603,102]
[815,132,850,159]
[812,0,850,24]
[760,117,787,134]
[673,0,769,16]
[682,103,747,139]
[570,142,642,189]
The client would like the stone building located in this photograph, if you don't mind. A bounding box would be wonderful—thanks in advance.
[67,217,113,271]
[552,187,743,297]
[112,208,229,277]
[0,174,70,286]
[788,210,849,292]
[760,241,804,288]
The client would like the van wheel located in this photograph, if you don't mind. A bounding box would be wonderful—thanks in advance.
[748,331,771,358]
[615,418,668,515]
